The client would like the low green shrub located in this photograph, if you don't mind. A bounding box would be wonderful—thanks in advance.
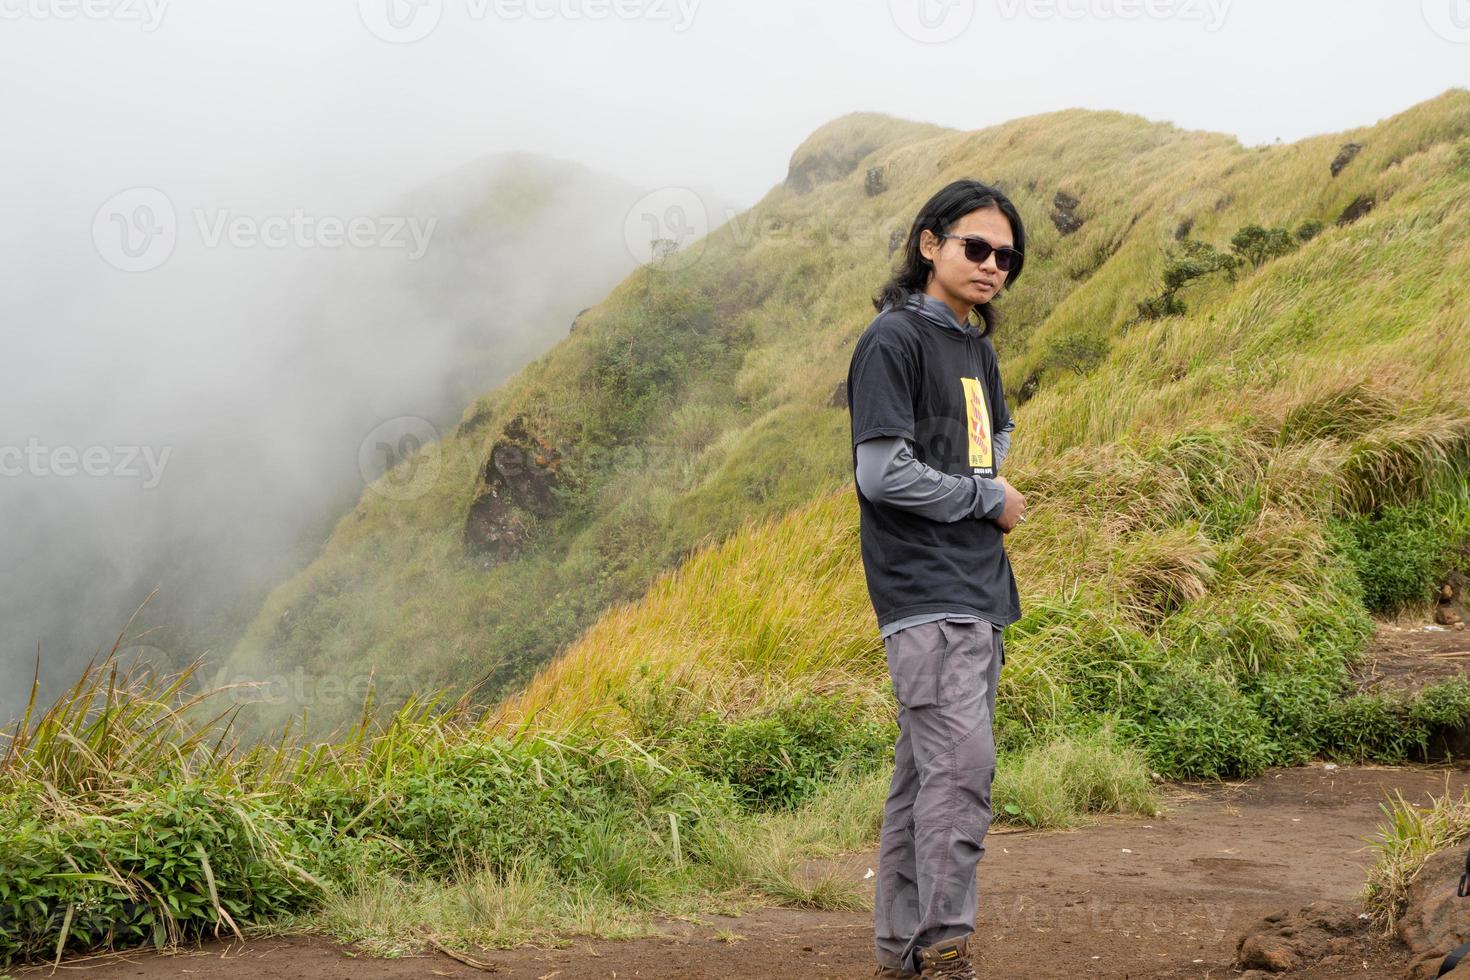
[1316,680,1470,764]
[1295,218,1323,241]
[1334,489,1470,614]
[0,783,319,964]
[1230,223,1298,267]
[1116,658,1273,779]
[664,695,895,812]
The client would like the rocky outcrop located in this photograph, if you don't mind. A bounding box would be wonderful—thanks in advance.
[462,414,565,562]
[1337,194,1375,226]
[1017,371,1040,405]
[1400,846,1470,979]
[1233,901,1367,974]
[1050,190,1084,235]
[887,228,904,257]
[1436,583,1466,627]
[1331,142,1363,177]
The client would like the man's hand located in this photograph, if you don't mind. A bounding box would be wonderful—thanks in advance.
[993,477,1027,533]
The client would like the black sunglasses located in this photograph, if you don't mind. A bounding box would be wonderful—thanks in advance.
[938,234,1022,273]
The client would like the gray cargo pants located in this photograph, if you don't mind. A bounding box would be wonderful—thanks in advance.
[873,617,1003,975]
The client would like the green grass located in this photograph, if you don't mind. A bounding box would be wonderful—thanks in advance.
[0,650,1155,967]
[1364,781,1470,932]
[499,415,1470,782]
[992,722,1158,828]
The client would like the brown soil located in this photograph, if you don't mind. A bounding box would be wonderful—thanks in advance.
[1351,620,1470,695]
[19,624,1470,980]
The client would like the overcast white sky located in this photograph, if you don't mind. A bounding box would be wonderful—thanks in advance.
[2,1,1467,224]
[0,0,1465,720]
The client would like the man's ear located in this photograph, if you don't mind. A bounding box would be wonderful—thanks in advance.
[918,229,937,263]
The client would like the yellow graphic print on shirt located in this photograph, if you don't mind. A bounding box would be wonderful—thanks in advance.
[961,376,993,471]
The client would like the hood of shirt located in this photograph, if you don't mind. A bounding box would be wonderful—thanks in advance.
[878,290,1015,442]
[897,291,982,340]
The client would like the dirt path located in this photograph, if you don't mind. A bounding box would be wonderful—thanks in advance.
[1351,620,1470,694]
[20,621,1470,980]
[16,765,1470,980]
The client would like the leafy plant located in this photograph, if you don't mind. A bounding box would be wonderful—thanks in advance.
[1136,239,1240,320]
[1230,223,1298,267]
[1334,488,1470,613]
[1295,218,1323,242]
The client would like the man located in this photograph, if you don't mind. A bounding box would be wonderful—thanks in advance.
[847,179,1028,980]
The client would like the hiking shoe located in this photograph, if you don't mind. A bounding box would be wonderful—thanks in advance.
[916,934,976,979]
[873,966,918,979]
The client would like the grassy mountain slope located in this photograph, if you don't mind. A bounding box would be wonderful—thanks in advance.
[220,94,1470,740]
[492,92,1470,773]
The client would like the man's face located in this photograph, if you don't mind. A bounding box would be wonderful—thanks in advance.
[919,206,1013,309]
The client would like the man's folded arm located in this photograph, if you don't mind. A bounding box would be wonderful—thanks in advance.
[854,435,1006,522]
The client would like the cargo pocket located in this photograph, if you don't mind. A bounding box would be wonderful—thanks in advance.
[936,618,990,700]
[884,621,946,709]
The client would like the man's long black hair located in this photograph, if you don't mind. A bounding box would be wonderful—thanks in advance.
[873,179,1027,339]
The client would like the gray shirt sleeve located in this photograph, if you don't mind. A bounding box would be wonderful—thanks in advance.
[994,417,1014,471]
[855,435,1007,522]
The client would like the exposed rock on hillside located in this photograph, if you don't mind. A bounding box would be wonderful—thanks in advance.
[462,414,565,562]
[865,166,887,196]
[1051,190,1084,235]
[1331,141,1363,177]
[1338,194,1375,225]
[828,379,847,409]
